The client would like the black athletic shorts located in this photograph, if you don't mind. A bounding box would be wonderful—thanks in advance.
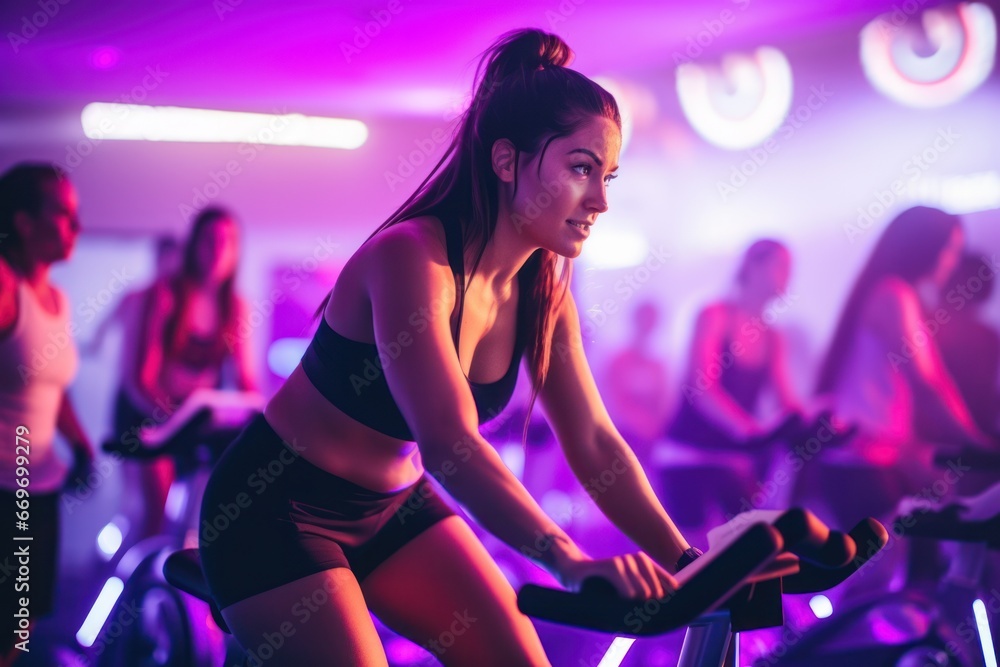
[199,414,455,609]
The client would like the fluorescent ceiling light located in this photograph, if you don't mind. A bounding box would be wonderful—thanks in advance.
[81,103,368,149]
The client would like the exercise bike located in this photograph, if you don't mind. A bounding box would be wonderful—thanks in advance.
[160,505,885,666]
[759,445,1000,667]
[82,389,262,667]
[519,507,889,666]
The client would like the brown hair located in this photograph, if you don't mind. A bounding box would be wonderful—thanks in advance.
[163,207,240,365]
[816,206,961,394]
[0,163,69,265]
[320,29,621,431]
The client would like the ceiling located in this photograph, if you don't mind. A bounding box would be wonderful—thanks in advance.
[2,0,997,236]
[1,0,965,118]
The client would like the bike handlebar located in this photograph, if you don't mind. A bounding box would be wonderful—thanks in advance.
[517,510,887,636]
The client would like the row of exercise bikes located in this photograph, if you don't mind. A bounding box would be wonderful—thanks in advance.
[59,390,1000,666]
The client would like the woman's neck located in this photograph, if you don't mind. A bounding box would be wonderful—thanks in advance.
[732,288,770,317]
[466,212,537,297]
[8,253,50,289]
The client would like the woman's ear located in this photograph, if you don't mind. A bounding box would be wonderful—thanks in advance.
[11,210,33,243]
[491,138,517,183]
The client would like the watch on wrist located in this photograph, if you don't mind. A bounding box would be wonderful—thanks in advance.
[675,547,704,572]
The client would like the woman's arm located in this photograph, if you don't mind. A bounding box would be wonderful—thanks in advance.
[366,224,590,581]
[602,352,671,444]
[230,296,259,392]
[682,304,760,439]
[538,292,692,567]
[768,330,804,415]
[869,278,984,443]
[0,256,18,338]
[57,391,93,458]
[136,280,174,409]
[81,295,125,356]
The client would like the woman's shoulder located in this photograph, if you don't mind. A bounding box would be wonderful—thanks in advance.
[0,256,19,333]
[355,216,451,271]
[694,301,732,328]
[866,275,917,310]
[146,276,177,311]
[862,275,921,333]
[0,255,15,291]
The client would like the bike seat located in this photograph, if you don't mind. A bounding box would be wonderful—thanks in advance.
[163,549,231,634]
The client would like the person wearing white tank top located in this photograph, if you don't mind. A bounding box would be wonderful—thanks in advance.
[0,163,92,666]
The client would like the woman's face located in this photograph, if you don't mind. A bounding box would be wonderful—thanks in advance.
[506,115,621,258]
[18,178,80,265]
[744,247,791,300]
[195,217,240,282]
[931,227,964,288]
[761,248,791,297]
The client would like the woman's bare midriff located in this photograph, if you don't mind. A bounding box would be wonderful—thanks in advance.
[263,364,425,494]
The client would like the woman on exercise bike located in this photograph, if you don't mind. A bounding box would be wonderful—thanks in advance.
[200,28,692,666]
[810,206,992,528]
[132,207,257,539]
[658,240,807,539]
[0,163,94,667]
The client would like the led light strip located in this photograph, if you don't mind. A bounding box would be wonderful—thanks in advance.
[81,103,368,149]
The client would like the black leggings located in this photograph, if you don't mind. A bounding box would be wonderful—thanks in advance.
[199,414,455,609]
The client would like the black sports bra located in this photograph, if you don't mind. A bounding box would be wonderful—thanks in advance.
[300,217,526,441]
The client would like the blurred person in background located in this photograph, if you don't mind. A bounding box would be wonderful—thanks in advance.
[602,300,672,466]
[809,207,991,530]
[0,163,94,667]
[658,239,804,543]
[933,252,999,440]
[83,234,180,542]
[131,207,257,538]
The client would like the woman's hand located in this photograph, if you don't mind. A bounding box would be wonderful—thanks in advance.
[556,552,678,600]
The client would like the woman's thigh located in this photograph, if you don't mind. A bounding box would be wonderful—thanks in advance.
[222,568,388,667]
[360,516,551,667]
